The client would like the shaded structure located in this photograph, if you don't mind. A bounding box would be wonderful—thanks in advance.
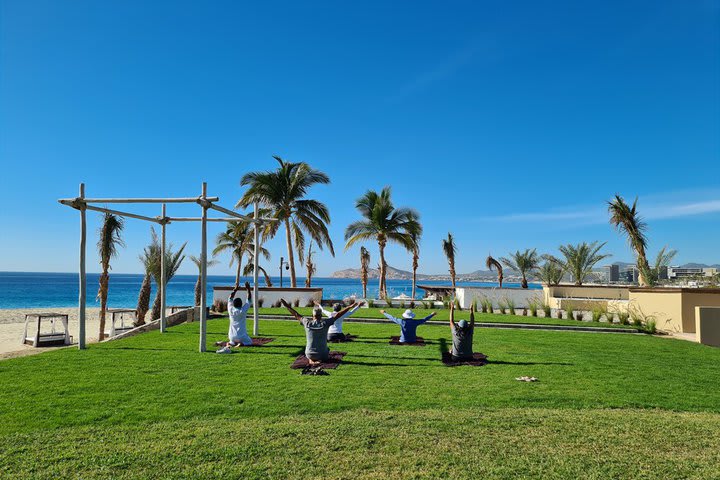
[23,313,71,347]
[58,183,272,352]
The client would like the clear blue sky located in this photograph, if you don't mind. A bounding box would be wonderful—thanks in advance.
[1,0,719,277]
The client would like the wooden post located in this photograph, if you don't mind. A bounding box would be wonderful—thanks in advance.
[253,202,260,336]
[160,203,167,333]
[78,183,87,350]
[199,182,208,352]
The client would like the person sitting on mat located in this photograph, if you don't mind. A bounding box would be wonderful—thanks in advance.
[217,282,253,353]
[449,301,475,361]
[380,308,436,343]
[281,298,360,364]
[315,300,364,341]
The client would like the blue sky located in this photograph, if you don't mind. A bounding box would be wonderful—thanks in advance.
[1,0,719,277]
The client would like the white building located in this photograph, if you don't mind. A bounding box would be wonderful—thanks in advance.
[667,267,718,279]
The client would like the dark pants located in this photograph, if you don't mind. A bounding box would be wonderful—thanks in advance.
[327,332,346,341]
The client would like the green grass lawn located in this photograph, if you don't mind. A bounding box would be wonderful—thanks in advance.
[0,318,718,479]
[252,307,634,328]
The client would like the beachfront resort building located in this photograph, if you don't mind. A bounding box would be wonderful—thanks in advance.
[668,266,718,279]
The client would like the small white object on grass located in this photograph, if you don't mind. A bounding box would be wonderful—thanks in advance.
[515,376,538,382]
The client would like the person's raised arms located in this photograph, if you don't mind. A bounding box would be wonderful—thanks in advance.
[314,301,333,318]
[380,309,402,325]
[449,301,455,330]
[419,312,437,324]
[331,302,359,324]
[280,299,303,322]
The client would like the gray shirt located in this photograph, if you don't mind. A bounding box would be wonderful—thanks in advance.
[302,318,334,360]
[451,324,474,358]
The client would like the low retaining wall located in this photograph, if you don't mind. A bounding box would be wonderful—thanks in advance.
[629,287,720,334]
[455,287,542,309]
[543,285,630,309]
[696,307,720,347]
[213,286,322,308]
[104,307,199,342]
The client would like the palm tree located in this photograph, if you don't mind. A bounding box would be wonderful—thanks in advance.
[486,255,504,288]
[242,263,273,287]
[344,187,421,299]
[608,195,651,286]
[537,255,565,286]
[237,156,335,288]
[96,213,125,340]
[644,246,678,287]
[305,241,316,287]
[213,220,254,288]
[558,241,611,286]
[189,255,219,306]
[149,232,187,321]
[360,246,370,299]
[442,233,457,289]
[135,229,159,326]
[409,212,421,299]
[499,249,540,289]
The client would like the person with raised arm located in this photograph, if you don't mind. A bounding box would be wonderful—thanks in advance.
[315,301,364,341]
[217,282,253,353]
[281,299,360,364]
[449,300,475,360]
[380,308,436,343]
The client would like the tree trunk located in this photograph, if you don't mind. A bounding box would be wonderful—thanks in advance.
[194,274,201,306]
[521,275,528,289]
[284,218,297,287]
[135,273,151,326]
[412,267,417,299]
[378,241,387,299]
[151,291,162,321]
[260,267,273,287]
[449,261,456,290]
[98,271,108,341]
[234,257,242,289]
[362,277,367,299]
[636,248,650,286]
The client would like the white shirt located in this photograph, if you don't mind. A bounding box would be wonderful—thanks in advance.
[228,295,251,344]
[324,304,361,334]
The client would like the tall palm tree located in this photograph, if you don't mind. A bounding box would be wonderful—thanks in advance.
[442,233,457,289]
[96,213,125,340]
[486,255,504,288]
[537,255,565,286]
[149,233,187,321]
[608,195,650,286]
[135,229,159,326]
[305,241,316,288]
[344,187,421,299]
[558,241,611,286]
[408,212,421,299]
[237,156,335,288]
[189,255,219,306]
[499,249,540,289]
[360,246,370,299]
[213,220,254,288]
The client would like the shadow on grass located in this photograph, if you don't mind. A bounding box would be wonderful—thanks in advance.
[488,360,573,366]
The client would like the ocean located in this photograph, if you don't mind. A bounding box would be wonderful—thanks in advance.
[0,271,540,309]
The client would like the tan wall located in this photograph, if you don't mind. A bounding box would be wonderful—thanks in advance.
[696,307,720,347]
[543,285,630,309]
[628,290,684,333]
[628,288,720,334]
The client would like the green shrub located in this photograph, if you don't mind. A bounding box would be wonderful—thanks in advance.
[368,299,375,308]
[528,300,538,317]
[542,303,551,318]
[644,319,657,334]
[505,298,515,315]
[591,308,602,322]
[482,298,493,314]
[566,305,575,321]
[618,310,629,325]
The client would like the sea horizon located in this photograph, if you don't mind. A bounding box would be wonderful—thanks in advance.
[0,271,540,310]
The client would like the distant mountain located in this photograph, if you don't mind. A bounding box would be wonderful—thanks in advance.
[331,265,424,280]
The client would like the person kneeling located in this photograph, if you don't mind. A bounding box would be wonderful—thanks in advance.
[316,301,363,341]
[281,299,360,364]
[449,301,475,361]
[380,308,436,343]
[217,282,253,354]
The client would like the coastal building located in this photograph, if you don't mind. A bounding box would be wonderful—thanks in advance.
[668,266,718,279]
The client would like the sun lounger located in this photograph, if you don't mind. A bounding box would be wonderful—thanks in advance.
[23,313,72,347]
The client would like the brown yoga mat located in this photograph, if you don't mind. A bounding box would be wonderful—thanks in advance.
[389,336,425,346]
[214,338,275,347]
[291,351,347,369]
[441,351,488,367]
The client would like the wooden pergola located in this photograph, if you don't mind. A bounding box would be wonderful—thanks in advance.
[59,182,271,352]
